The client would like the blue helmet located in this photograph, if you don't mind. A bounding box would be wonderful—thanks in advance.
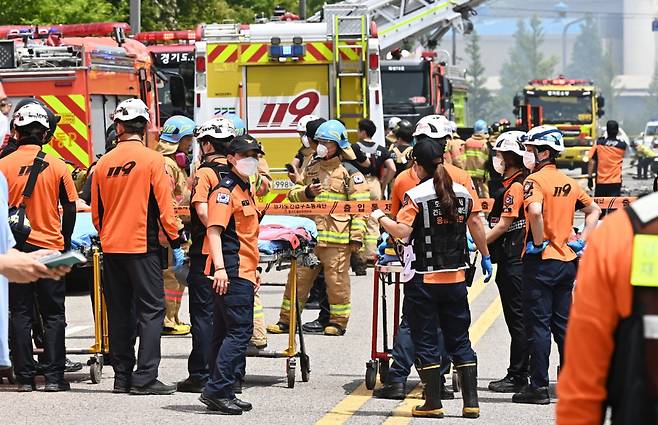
[473,119,488,134]
[223,113,246,136]
[160,115,195,144]
[315,119,350,149]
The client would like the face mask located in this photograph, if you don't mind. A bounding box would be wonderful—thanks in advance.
[301,135,310,148]
[492,156,505,175]
[316,143,328,158]
[523,151,536,170]
[235,157,259,177]
[175,152,190,169]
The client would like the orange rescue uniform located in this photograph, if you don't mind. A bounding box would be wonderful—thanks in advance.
[588,138,627,184]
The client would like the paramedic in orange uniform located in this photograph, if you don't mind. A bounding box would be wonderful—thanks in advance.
[556,192,658,425]
[91,99,183,396]
[0,102,77,392]
[587,120,627,197]
[513,125,601,405]
[200,136,264,415]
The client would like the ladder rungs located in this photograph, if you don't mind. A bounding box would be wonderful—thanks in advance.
[338,72,364,77]
[337,44,364,49]
[336,16,366,21]
[335,33,366,38]
[339,113,365,119]
[339,100,364,105]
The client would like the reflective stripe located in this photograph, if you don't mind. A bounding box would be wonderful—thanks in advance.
[350,192,370,201]
[318,231,350,244]
[281,298,291,311]
[330,303,351,315]
[316,192,348,202]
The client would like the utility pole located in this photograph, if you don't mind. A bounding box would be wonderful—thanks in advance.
[300,0,307,20]
[130,0,141,34]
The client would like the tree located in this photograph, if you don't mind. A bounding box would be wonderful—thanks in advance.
[566,15,603,80]
[493,16,558,120]
[0,0,120,24]
[464,30,492,123]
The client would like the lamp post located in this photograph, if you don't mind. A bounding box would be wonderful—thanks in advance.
[554,2,586,74]
[130,0,141,34]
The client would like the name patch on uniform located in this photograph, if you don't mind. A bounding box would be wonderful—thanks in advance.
[353,175,365,184]
[216,193,230,204]
[523,181,534,199]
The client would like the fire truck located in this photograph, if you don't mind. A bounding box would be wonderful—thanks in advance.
[381,54,468,127]
[514,76,605,174]
[195,0,484,202]
[135,30,199,124]
[0,23,160,168]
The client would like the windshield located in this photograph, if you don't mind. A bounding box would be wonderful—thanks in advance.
[382,70,428,104]
[646,125,658,136]
[525,94,593,124]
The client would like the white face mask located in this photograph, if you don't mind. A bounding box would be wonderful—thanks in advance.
[492,156,506,175]
[523,151,536,171]
[301,135,310,148]
[235,157,259,177]
[316,143,328,158]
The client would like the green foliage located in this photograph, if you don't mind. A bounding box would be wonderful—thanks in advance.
[494,16,558,120]
[464,30,492,124]
[566,16,603,80]
[0,0,121,24]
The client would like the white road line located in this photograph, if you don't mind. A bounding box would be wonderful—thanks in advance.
[65,325,91,337]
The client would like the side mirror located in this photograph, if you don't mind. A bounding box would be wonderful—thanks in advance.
[513,107,520,116]
[597,108,604,118]
[169,75,186,108]
[596,95,605,108]
[513,94,521,108]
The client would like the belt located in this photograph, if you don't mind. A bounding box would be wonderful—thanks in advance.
[506,219,526,233]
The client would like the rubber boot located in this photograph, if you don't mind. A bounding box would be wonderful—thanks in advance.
[412,367,444,418]
[457,363,480,419]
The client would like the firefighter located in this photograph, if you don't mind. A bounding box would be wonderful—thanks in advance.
[156,115,196,336]
[0,102,77,392]
[389,119,414,177]
[372,137,491,419]
[386,117,402,147]
[464,119,490,198]
[352,119,396,275]
[485,131,531,393]
[444,121,465,169]
[512,125,601,405]
[267,120,369,336]
[91,99,184,395]
[587,120,627,197]
[289,114,322,183]
[178,116,235,394]
[201,136,265,415]
[556,192,658,424]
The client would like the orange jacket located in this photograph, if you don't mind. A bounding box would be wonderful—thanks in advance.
[556,208,635,424]
[91,140,181,254]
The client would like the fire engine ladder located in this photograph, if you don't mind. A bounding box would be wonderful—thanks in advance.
[333,15,368,126]
[318,0,487,52]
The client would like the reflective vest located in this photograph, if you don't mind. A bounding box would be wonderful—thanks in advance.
[607,194,658,424]
[487,171,526,263]
[189,161,229,256]
[406,179,471,272]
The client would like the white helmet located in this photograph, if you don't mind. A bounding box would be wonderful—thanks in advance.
[113,98,150,123]
[448,120,458,134]
[493,131,527,157]
[13,103,49,129]
[388,117,401,130]
[524,125,564,153]
[296,114,321,133]
[195,116,236,140]
[413,115,451,139]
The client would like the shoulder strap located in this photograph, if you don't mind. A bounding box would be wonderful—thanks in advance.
[626,193,658,233]
[22,150,46,200]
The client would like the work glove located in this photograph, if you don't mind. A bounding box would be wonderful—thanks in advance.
[481,255,493,283]
[172,247,185,270]
[567,238,586,254]
[370,209,386,225]
[525,240,549,255]
[587,177,594,190]
[466,233,477,252]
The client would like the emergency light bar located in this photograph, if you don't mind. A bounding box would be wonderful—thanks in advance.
[529,75,593,86]
[269,36,305,60]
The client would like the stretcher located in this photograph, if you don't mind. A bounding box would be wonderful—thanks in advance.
[250,216,318,388]
[365,263,402,390]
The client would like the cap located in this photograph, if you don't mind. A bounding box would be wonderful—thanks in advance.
[305,118,327,141]
[228,134,265,155]
[412,139,446,171]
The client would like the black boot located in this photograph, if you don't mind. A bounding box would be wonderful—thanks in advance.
[440,378,455,400]
[512,385,550,405]
[351,253,367,276]
[457,363,479,419]
[412,367,444,418]
[488,374,527,393]
[373,382,405,400]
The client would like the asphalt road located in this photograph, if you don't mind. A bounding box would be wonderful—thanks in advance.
[2,161,644,424]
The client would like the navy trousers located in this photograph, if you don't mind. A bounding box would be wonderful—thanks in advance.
[186,254,214,382]
[522,256,576,388]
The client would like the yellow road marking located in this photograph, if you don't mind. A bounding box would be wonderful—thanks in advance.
[383,296,503,424]
[316,273,497,425]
